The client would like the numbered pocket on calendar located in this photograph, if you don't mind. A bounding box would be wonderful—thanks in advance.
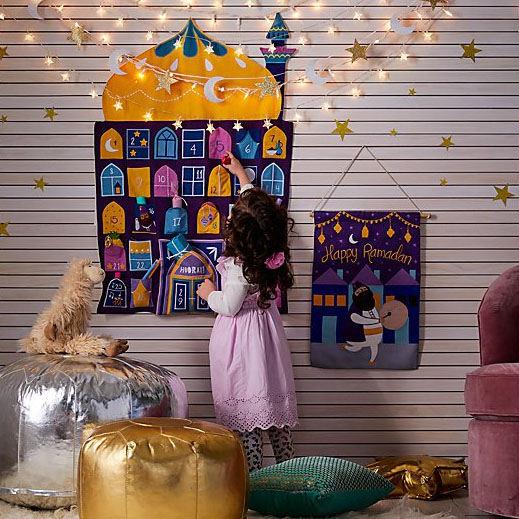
[129,240,153,271]
[130,278,153,308]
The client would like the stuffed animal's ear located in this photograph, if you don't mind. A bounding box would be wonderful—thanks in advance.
[44,323,57,341]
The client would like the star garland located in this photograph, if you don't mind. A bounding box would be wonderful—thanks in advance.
[67,23,89,48]
[346,39,368,63]
[255,77,279,99]
[155,73,177,94]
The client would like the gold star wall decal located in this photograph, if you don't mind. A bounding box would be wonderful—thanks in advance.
[155,73,177,94]
[44,107,58,121]
[346,39,368,63]
[408,88,416,95]
[33,176,49,192]
[255,77,279,99]
[0,46,8,60]
[390,128,398,136]
[67,23,89,49]
[493,184,515,206]
[441,136,454,150]
[1,115,7,123]
[440,177,448,186]
[424,0,447,10]
[332,120,354,141]
[233,120,243,131]
[461,40,482,62]
[0,222,9,237]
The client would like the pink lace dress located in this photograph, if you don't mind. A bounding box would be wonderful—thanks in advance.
[207,256,299,432]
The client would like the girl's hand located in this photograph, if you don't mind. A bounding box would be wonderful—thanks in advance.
[197,279,217,301]
[223,151,246,177]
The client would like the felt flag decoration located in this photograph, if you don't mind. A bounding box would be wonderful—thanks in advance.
[310,211,421,370]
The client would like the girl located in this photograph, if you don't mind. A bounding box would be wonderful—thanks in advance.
[197,152,298,472]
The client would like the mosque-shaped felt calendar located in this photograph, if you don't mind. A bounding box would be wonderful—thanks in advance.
[94,16,295,314]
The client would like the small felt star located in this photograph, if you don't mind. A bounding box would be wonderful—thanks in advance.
[493,184,515,206]
[173,118,182,129]
[233,120,243,131]
[0,46,9,60]
[441,136,454,150]
[255,77,279,99]
[204,44,214,54]
[332,120,354,141]
[390,128,398,136]
[33,176,49,192]
[0,222,9,237]
[44,107,58,121]
[461,40,482,63]
[174,39,182,49]
[206,121,215,133]
[1,115,7,123]
[155,73,177,94]
[440,176,448,186]
[130,150,136,157]
[408,88,416,96]
[67,23,89,49]
[134,131,140,137]
[346,39,368,63]
[140,138,147,146]
[263,118,273,129]
[424,0,447,10]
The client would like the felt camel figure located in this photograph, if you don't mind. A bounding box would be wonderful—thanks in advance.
[20,258,128,357]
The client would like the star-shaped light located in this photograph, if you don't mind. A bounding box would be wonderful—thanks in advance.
[174,39,182,49]
[0,46,8,60]
[493,184,515,206]
[461,40,482,63]
[0,222,9,237]
[390,128,398,136]
[1,115,7,123]
[143,111,152,121]
[263,118,273,129]
[61,72,70,81]
[206,121,215,133]
[424,0,447,10]
[346,39,368,63]
[332,120,354,141]
[67,23,89,49]
[233,120,243,131]
[408,88,416,96]
[44,107,58,121]
[255,77,278,99]
[114,100,123,110]
[440,136,454,150]
[268,43,276,53]
[204,44,215,54]
[155,72,177,94]
[440,177,448,186]
[173,118,182,129]
[33,176,49,192]
[235,46,244,56]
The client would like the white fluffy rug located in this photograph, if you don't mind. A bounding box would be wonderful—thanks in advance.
[0,499,457,519]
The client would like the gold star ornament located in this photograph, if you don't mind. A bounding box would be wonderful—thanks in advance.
[67,23,89,49]
[0,46,8,60]
[424,0,447,10]
[44,107,58,121]
[390,128,398,136]
[346,39,368,63]
[155,73,177,94]
[441,136,454,150]
[493,184,515,206]
[34,176,49,192]
[255,77,279,99]
[461,40,482,63]
[0,222,9,237]
[440,177,448,186]
[332,120,354,141]
[408,88,416,96]
[1,115,7,123]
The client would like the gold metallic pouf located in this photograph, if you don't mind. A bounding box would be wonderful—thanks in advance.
[78,418,249,519]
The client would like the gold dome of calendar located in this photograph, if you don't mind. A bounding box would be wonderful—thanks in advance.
[103,19,283,121]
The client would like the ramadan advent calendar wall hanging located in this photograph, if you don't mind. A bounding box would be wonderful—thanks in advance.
[95,16,294,314]
[310,147,424,370]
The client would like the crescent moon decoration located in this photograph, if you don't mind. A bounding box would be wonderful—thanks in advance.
[305,59,329,85]
[349,233,358,245]
[27,0,43,19]
[390,13,416,35]
[204,76,225,104]
[105,138,118,153]
[108,49,131,76]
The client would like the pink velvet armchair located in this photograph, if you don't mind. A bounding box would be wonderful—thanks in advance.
[464,265,519,518]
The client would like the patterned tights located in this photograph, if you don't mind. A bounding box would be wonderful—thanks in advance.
[236,426,294,473]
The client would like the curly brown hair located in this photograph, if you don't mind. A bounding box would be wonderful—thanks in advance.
[223,187,294,309]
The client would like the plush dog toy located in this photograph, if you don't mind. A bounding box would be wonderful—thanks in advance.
[20,258,128,357]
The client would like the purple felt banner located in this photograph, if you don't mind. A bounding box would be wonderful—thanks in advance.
[310,210,421,370]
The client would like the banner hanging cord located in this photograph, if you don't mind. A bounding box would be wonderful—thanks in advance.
[309,145,432,220]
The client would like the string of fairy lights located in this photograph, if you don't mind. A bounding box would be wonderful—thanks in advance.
[0,0,456,120]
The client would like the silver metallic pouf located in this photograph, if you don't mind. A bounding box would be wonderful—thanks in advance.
[0,354,189,509]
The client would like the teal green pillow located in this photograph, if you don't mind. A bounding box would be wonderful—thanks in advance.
[249,456,395,517]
